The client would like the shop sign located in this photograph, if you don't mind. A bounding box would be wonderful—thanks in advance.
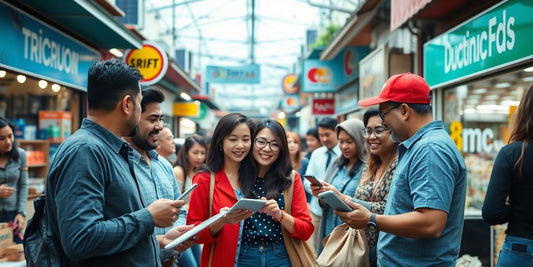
[424,0,533,88]
[205,64,260,84]
[449,121,504,153]
[359,46,387,102]
[172,101,200,117]
[312,98,335,115]
[335,83,358,115]
[124,41,168,85]
[0,2,99,91]
[302,46,369,93]
[282,94,299,113]
[281,74,298,94]
[173,102,199,117]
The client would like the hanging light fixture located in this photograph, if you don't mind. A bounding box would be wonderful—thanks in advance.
[17,75,26,83]
[38,80,48,89]
[51,84,61,92]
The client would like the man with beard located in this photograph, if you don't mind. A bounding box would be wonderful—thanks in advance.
[46,60,184,266]
[123,88,197,267]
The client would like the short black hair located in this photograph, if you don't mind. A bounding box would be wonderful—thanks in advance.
[317,117,337,131]
[87,59,143,112]
[306,127,319,139]
[141,88,165,111]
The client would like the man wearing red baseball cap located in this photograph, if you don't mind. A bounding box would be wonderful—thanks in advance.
[337,73,467,266]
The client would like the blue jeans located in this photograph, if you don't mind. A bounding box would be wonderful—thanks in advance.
[497,234,533,267]
[178,244,201,267]
[238,243,290,267]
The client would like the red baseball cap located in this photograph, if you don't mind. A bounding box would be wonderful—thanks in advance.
[358,73,431,107]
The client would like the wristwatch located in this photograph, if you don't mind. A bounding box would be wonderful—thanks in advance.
[367,213,378,232]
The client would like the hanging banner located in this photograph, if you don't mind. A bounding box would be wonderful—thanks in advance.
[312,98,335,115]
[302,46,369,93]
[206,64,260,84]
[281,74,298,94]
[124,41,169,85]
[282,94,299,113]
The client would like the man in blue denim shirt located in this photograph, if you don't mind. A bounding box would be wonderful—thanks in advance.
[46,60,184,266]
[338,73,467,266]
[124,88,197,267]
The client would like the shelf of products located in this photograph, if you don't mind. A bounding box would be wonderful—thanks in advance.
[16,140,49,199]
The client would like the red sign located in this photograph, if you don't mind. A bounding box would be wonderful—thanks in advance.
[312,99,335,115]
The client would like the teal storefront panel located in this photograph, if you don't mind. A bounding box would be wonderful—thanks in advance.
[424,0,533,88]
[0,2,99,91]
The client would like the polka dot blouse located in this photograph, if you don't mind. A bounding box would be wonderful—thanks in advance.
[241,178,285,246]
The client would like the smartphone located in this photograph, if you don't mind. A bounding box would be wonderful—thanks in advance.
[177,183,197,200]
[304,175,323,187]
[318,190,353,212]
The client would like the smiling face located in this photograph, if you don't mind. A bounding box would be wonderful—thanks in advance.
[130,102,163,150]
[0,126,14,154]
[222,122,252,164]
[365,115,394,157]
[188,143,206,168]
[338,129,357,161]
[287,136,299,156]
[253,128,281,172]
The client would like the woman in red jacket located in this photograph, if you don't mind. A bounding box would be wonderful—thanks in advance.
[187,113,257,267]
[237,119,313,266]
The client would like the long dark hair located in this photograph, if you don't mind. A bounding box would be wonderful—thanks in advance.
[205,113,256,196]
[509,84,533,177]
[0,117,20,161]
[252,119,292,199]
[361,108,398,184]
[174,134,207,191]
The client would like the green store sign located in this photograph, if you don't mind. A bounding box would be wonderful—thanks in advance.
[424,0,533,87]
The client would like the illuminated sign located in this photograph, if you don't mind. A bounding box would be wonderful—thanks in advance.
[449,121,504,153]
[282,74,298,94]
[173,102,199,117]
[124,41,168,85]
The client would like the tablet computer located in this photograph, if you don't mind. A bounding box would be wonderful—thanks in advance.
[318,190,353,212]
[227,198,267,213]
[164,211,225,250]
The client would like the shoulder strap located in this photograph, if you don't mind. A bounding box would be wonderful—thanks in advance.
[208,172,215,267]
[283,171,295,215]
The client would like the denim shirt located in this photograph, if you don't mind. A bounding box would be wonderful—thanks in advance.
[377,121,467,267]
[132,149,186,260]
[46,119,160,267]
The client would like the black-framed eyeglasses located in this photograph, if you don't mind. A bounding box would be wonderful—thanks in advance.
[361,126,390,138]
[254,138,280,152]
[378,103,402,121]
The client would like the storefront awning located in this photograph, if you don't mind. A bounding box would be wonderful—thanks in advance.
[165,61,202,94]
[320,0,384,61]
[192,95,220,111]
[13,0,142,49]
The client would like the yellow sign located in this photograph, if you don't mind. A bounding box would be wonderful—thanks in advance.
[173,102,199,117]
[124,41,168,85]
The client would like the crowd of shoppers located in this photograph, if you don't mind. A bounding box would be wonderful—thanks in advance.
[15,61,527,267]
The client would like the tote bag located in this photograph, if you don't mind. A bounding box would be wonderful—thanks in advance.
[282,171,318,267]
[317,223,370,267]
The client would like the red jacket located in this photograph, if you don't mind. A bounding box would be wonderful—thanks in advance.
[187,169,313,267]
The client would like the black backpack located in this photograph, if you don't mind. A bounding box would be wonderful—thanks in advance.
[23,195,64,266]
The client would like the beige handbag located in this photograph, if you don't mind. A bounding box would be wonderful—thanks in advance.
[282,171,318,267]
[317,223,370,267]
